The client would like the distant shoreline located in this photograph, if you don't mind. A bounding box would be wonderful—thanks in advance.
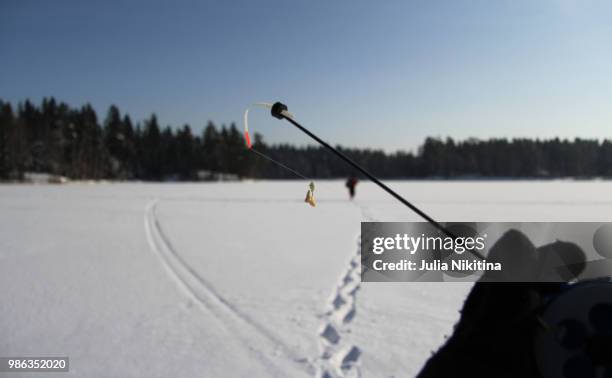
[3,176,612,185]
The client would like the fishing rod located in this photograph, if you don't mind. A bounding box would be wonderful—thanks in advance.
[267,101,485,261]
[249,102,612,378]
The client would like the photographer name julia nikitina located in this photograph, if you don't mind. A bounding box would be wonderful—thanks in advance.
[372,259,502,272]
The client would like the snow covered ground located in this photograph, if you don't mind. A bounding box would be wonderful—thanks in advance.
[2,180,612,377]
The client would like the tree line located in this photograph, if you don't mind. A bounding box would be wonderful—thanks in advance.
[1,97,611,181]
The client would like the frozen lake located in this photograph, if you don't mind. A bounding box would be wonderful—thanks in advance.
[1,180,611,377]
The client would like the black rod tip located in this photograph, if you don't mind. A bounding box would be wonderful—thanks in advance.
[271,102,288,119]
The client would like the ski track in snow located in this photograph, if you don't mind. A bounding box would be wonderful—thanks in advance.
[144,199,315,376]
[314,201,375,378]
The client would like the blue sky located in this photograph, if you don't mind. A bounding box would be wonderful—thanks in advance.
[2,0,611,151]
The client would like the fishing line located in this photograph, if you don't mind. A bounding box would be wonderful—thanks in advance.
[244,102,306,178]
[244,103,316,206]
[249,147,309,180]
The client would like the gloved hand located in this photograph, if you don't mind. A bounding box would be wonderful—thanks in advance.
[417,229,586,378]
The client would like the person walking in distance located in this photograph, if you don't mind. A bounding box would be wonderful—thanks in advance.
[346,176,358,200]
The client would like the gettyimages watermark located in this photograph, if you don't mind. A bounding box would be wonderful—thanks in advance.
[361,222,612,282]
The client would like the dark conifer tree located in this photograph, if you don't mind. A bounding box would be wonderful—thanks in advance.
[142,115,162,180]
[160,126,177,179]
[0,101,13,178]
[202,121,221,172]
[103,105,125,177]
[120,115,137,178]
[176,125,195,179]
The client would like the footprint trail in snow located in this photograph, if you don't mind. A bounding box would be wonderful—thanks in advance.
[314,201,375,378]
